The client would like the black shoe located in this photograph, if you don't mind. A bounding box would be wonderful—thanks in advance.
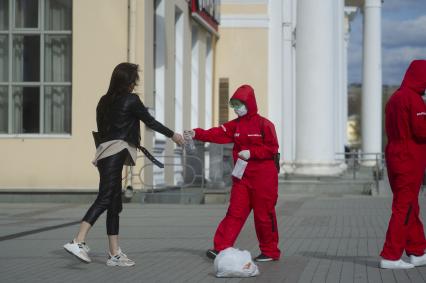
[254,254,276,262]
[206,249,218,259]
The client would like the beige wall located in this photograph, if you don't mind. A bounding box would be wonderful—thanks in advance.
[0,0,128,190]
[214,27,269,121]
[0,0,223,190]
[214,3,269,123]
[220,3,268,14]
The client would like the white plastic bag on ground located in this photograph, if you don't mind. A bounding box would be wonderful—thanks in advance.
[214,247,260,278]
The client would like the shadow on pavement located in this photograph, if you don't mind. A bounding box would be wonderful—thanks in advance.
[51,249,107,267]
[299,251,379,268]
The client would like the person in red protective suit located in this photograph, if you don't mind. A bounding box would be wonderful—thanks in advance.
[380,60,426,269]
[184,84,280,262]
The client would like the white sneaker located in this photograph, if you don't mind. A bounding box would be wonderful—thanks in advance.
[106,247,135,267]
[410,254,426,266]
[78,241,90,253]
[64,240,91,263]
[380,259,414,269]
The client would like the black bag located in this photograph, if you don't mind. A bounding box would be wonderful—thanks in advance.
[92,131,103,148]
[274,152,280,173]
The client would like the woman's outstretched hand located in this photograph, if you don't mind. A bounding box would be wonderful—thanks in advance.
[172,132,185,146]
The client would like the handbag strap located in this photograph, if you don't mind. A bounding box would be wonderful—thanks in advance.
[137,145,164,169]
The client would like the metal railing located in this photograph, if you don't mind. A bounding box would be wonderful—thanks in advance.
[122,153,205,193]
[335,151,385,193]
[335,151,385,177]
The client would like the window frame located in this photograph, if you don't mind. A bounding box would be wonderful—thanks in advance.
[0,0,72,138]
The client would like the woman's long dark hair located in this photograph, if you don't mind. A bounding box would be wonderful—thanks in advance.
[106,63,139,96]
[98,63,139,122]
[96,63,139,133]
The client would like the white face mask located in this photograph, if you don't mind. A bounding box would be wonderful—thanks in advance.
[234,105,248,117]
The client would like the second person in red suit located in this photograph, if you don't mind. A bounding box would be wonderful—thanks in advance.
[380,60,426,269]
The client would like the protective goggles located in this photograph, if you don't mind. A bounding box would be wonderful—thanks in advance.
[229,99,245,109]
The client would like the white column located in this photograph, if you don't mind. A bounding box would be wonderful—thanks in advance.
[361,0,382,165]
[174,8,184,184]
[282,0,297,168]
[294,0,344,176]
[268,0,296,170]
[334,0,345,160]
[143,0,155,190]
[154,0,166,132]
[205,34,213,129]
[190,25,199,129]
[343,20,349,148]
[268,0,284,157]
[175,10,184,135]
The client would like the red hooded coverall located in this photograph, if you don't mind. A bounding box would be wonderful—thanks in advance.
[194,85,281,259]
[380,60,426,260]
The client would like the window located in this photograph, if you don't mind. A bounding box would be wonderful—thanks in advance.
[0,0,72,135]
[219,78,229,124]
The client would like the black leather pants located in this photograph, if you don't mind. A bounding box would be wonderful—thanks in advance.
[82,149,128,235]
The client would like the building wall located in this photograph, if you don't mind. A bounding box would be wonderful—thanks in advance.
[0,0,128,190]
[0,0,218,190]
[215,2,269,123]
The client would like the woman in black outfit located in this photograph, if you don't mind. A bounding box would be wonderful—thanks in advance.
[64,63,184,266]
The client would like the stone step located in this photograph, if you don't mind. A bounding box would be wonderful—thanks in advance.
[141,187,204,204]
[278,179,375,195]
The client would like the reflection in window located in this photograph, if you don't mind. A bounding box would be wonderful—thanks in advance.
[44,86,71,133]
[13,35,40,82]
[45,0,71,30]
[0,87,7,133]
[2,0,72,135]
[0,35,7,81]
[12,87,40,133]
[45,35,71,82]
[15,0,39,28]
[0,0,8,30]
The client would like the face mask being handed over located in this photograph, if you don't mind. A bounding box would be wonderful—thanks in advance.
[234,105,248,117]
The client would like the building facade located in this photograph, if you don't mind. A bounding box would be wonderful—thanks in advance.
[0,0,219,191]
[0,0,383,191]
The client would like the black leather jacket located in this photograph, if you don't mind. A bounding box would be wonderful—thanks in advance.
[96,93,174,147]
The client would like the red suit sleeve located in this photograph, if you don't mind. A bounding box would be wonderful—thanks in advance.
[193,120,236,144]
[249,120,279,160]
[410,94,426,142]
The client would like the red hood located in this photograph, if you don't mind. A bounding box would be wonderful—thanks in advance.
[400,60,426,95]
[230,85,258,116]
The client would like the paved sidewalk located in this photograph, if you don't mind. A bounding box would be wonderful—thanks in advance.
[1,191,426,282]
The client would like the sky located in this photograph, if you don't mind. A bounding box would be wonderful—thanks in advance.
[348,0,426,86]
